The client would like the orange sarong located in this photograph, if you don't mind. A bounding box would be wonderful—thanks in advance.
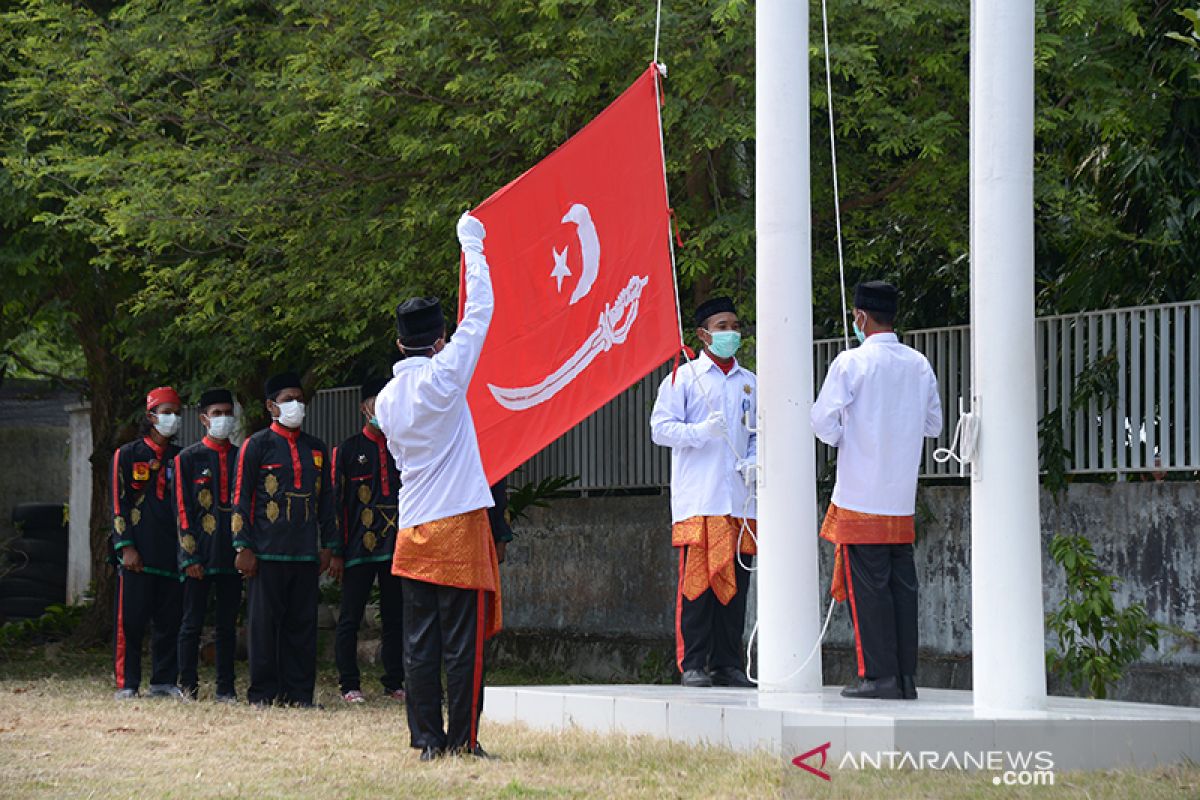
[672,515,757,605]
[819,503,915,603]
[392,508,502,640]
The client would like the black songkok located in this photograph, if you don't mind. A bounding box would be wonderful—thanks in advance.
[694,296,736,328]
[264,371,303,401]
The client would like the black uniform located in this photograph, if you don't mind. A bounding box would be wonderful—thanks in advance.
[232,422,339,705]
[174,436,241,699]
[332,425,404,695]
[110,436,183,692]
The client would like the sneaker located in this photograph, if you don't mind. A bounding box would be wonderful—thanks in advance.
[385,688,406,703]
[148,684,187,700]
[342,690,366,704]
[113,688,139,701]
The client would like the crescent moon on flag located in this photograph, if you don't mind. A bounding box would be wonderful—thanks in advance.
[563,203,601,306]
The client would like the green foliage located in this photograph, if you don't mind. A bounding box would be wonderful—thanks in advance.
[507,474,579,526]
[1038,348,1119,495]
[1166,8,1200,62]
[1046,533,1160,699]
[0,603,88,655]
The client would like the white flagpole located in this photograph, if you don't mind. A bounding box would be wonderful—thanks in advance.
[755,0,823,692]
[969,0,1048,712]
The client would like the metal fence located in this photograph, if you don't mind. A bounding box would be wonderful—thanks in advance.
[180,301,1200,491]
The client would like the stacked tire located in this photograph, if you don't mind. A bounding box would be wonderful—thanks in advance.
[1,503,68,622]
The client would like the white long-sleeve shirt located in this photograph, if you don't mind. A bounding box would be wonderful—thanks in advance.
[811,332,942,516]
[650,352,757,524]
[375,250,495,529]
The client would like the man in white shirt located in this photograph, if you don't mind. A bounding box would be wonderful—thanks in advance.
[650,297,757,688]
[374,213,502,761]
[811,281,942,701]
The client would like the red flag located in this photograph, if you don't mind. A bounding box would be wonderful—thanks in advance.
[465,65,683,484]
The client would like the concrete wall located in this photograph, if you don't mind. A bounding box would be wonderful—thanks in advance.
[495,482,1200,704]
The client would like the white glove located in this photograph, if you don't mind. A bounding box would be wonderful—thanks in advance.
[736,458,755,483]
[457,212,486,254]
[696,410,727,441]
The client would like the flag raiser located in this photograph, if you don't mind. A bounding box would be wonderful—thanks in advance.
[461,65,683,484]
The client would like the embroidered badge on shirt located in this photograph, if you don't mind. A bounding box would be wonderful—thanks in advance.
[357,454,367,464]
[264,473,279,497]
[743,384,752,395]
[357,484,372,505]
[312,452,324,468]
[132,462,151,482]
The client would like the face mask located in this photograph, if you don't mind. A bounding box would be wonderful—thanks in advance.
[368,416,381,429]
[206,415,236,440]
[153,413,180,437]
[707,330,742,359]
[275,400,306,428]
[852,319,867,345]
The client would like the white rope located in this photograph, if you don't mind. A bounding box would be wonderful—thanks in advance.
[652,0,664,67]
[820,0,851,351]
[746,596,837,687]
[933,401,979,471]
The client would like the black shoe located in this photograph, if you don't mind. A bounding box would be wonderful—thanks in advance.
[458,743,496,760]
[840,676,902,699]
[419,746,443,762]
[680,669,712,687]
[900,675,918,700]
[710,667,754,688]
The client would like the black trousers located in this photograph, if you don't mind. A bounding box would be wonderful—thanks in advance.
[401,577,486,751]
[335,560,405,694]
[113,568,182,691]
[676,549,753,673]
[246,560,319,706]
[844,543,919,680]
[178,573,242,698]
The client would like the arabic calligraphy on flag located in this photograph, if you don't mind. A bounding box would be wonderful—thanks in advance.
[464,65,683,484]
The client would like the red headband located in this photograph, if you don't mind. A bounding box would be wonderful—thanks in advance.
[146,386,181,411]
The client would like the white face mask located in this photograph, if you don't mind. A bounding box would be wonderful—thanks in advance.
[206,415,236,440]
[153,413,180,437]
[275,400,306,428]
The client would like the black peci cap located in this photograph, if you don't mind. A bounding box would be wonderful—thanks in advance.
[264,371,303,401]
[854,281,899,314]
[694,296,736,328]
[395,297,446,349]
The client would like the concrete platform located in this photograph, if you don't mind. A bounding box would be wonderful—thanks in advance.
[484,684,1200,771]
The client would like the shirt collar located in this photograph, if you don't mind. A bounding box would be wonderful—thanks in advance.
[141,436,164,458]
[696,350,741,377]
[270,421,301,440]
[363,424,386,443]
[202,435,232,452]
[863,332,899,346]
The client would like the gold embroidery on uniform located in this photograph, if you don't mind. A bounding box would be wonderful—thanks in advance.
[231,512,243,533]
[357,483,372,505]
[266,500,280,523]
[114,516,126,534]
[378,507,398,535]
[264,473,279,496]
[130,508,141,526]
[360,507,374,529]
[363,531,377,552]
[198,488,213,510]
[135,494,146,507]
[201,514,217,535]
[180,534,197,555]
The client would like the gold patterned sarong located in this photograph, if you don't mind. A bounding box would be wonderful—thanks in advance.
[392,509,502,639]
[672,515,757,605]
[819,503,915,602]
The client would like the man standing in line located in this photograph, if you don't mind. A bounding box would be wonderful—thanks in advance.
[174,387,241,702]
[231,372,342,707]
[375,213,503,761]
[650,297,757,689]
[332,377,405,705]
[811,281,942,700]
[111,386,186,700]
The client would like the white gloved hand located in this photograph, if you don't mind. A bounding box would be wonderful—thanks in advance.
[696,410,727,441]
[736,458,755,483]
[457,212,486,254]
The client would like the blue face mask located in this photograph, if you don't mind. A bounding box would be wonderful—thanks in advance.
[369,416,381,429]
[852,320,867,345]
[708,330,742,359]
